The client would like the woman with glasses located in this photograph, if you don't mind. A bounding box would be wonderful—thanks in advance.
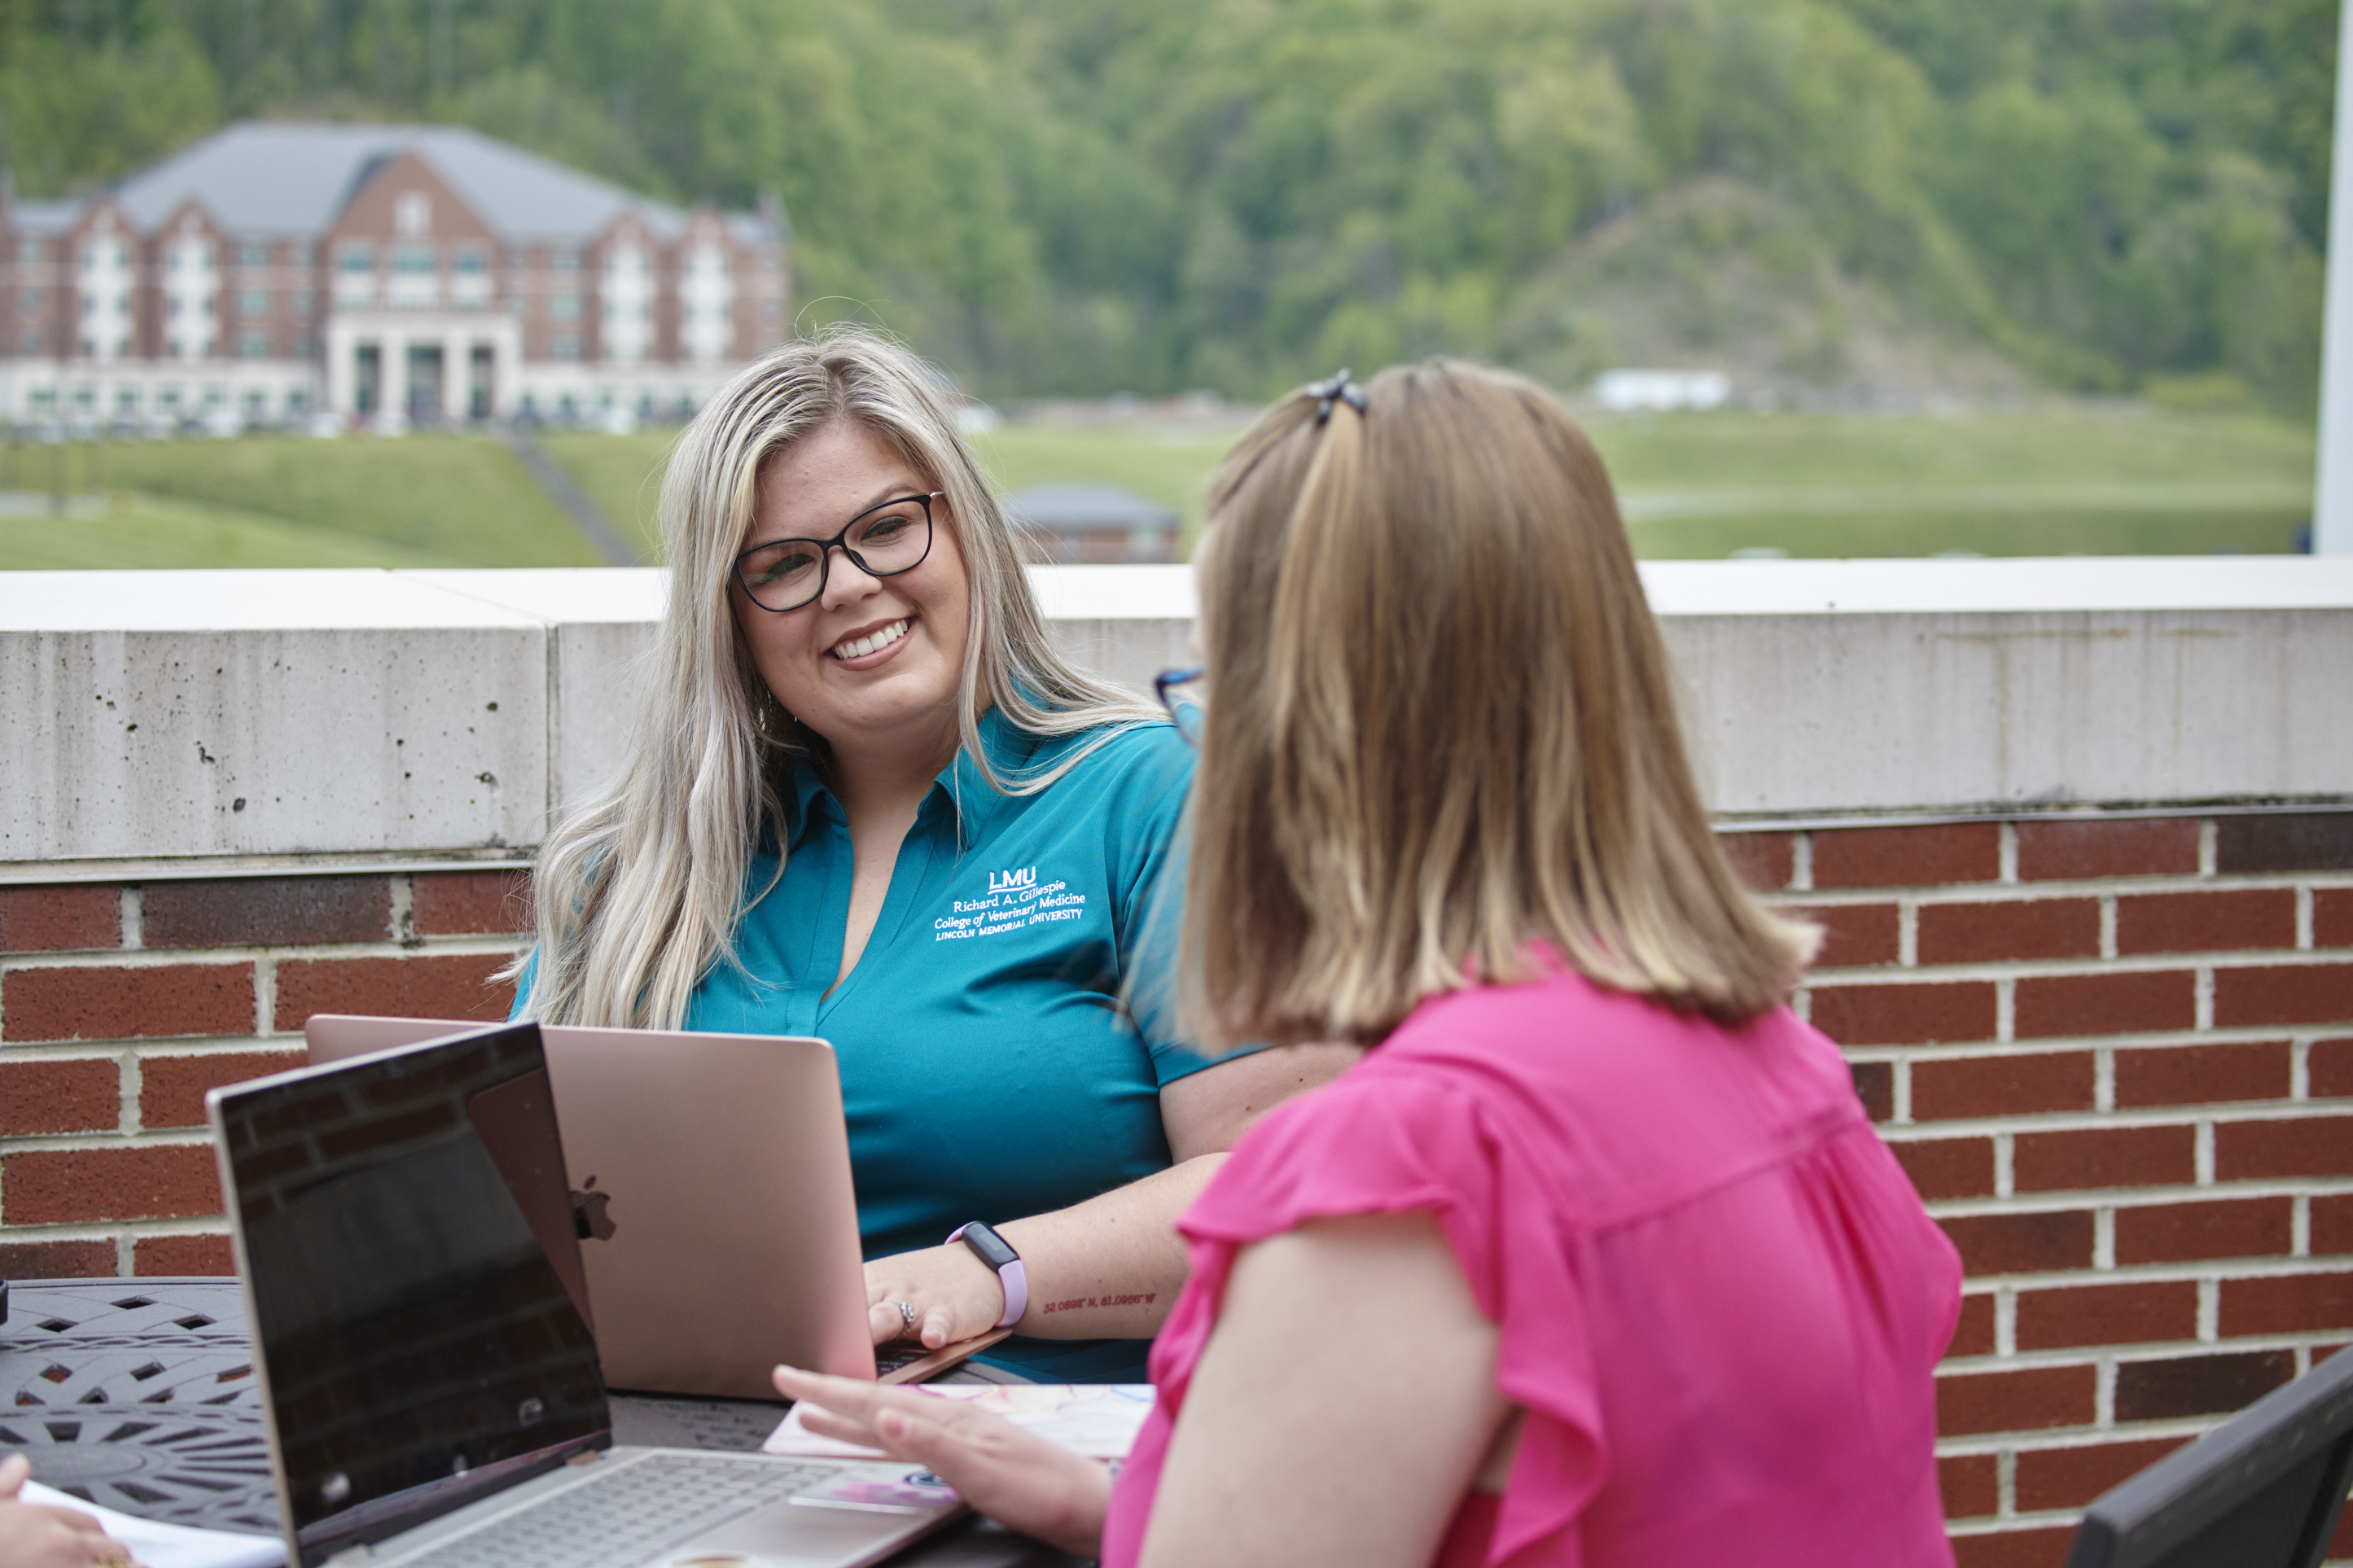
[778,361,1960,1566]
[510,327,1352,1383]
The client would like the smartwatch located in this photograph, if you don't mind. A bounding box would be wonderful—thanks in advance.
[945,1220,1028,1329]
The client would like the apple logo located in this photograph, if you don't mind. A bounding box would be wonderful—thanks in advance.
[572,1174,617,1242]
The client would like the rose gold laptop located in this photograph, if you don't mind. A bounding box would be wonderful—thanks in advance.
[305,1015,1006,1399]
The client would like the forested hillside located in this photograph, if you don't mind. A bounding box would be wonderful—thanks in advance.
[0,0,2333,406]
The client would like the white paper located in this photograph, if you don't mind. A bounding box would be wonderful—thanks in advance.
[16,1480,283,1568]
[765,1383,1156,1462]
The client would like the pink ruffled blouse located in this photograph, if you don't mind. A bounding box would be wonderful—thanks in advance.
[1102,957,1961,1567]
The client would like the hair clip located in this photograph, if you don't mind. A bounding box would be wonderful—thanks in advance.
[1306,368,1368,426]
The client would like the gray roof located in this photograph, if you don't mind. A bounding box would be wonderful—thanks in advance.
[1006,482,1178,532]
[10,199,81,235]
[77,120,759,243]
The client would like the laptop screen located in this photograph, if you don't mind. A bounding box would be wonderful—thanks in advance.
[215,1022,609,1566]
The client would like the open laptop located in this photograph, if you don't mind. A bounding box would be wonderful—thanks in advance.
[305,1014,1006,1399]
[210,1022,966,1568]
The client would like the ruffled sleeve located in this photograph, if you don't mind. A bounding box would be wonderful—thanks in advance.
[1141,1063,1610,1568]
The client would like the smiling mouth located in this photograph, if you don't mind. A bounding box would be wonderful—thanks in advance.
[830,618,909,660]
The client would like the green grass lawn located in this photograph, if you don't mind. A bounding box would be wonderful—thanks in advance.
[0,430,601,567]
[0,404,2316,570]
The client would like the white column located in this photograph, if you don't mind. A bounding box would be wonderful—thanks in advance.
[491,318,520,418]
[381,328,409,424]
[2313,0,2353,554]
[326,319,357,414]
[442,330,467,421]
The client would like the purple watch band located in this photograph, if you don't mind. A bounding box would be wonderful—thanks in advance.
[946,1222,1028,1329]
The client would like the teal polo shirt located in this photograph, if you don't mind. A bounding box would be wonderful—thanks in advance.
[688,709,1206,1383]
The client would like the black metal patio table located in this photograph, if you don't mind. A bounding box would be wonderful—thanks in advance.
[0,1277,1082,1566]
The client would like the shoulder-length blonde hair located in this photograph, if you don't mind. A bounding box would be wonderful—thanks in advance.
[1182,359,1815,1047]
[517,326,1159,1030]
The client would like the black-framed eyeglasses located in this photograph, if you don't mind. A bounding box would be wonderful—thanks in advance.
[1155,665,1205,746]
[732,491,941,612]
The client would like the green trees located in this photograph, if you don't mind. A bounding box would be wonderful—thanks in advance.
[0,0,2333,406]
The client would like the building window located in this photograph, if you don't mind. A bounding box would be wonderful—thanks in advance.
[201,296,216,315]
[455,245,489,274]
[239,290,269,317]
[116,388,138,413]
[296,335,314,357]
[20,331,42,354]
[17,239,41,263]
[20,288,41,310]
[80,337,95,356]
[240,332,270,358]
[168,298,182,318]
[554,335,580,360]
[200,339,216,359]
[553,250,580,272]
[339,243,375,272]
[550,293,581,320]
[391,245,436,274]
[239,243,270,267]
[81,295,94,317]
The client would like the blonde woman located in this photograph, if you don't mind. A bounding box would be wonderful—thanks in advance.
[778,361,1962,1566]
[514,328,1352,1382]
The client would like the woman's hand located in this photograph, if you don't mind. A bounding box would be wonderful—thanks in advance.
[772,1366,1110,1557]
[0,1454,142,1568]
[863,1242,1008,1349]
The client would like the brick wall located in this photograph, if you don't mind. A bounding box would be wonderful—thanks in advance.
[4,812,2351,1565]
[0,868,528,1277]
[1724,810,2353,1567]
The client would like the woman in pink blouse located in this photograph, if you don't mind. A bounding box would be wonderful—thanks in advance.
[778,361,1961,1567]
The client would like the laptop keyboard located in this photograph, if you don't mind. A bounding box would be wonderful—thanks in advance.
[394,1452,846,1568]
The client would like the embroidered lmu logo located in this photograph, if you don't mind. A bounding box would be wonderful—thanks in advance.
[988,865,1037,895]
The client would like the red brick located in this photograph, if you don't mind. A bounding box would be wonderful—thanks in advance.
[0,884,120,952]
[2013,1438,2189,1513]
[411,869,534,935]
[2316,1195,2353,1256]
[1810,982,1996,1046]
[1812,822,2000,889]
[2114,1040,2290,1107]
[1951,1527,2077,1568]
[2115,1350,2294,1420]
[1939,1452,1997,1519]
[2215,812,2353,874]
[1891,1136,1995,1200]
[1,1144,221,1223]
[2214,1116,2353,1180]
[2213,963,2353,1028]
[2315,1037,2353,1099]
[1,962,255,1042]
[0,1237,116,1279]
[2018,817,2200,882]
[1917,899,2099,965]
[2318,889,2353,950]
[2013,1124,2195,1194]
[1939,1211,2095,1276]
[1912,1051,2093,1120]
[1936,1364,2097,1435]
[1851,1060,1894,1122]
[138,1049,307,1129]
[2116,888,2297,955]
[1719,832,1792,893]
[273,953,519,1031]
[142,875,391,948]
[134,1233,235,1276]
[2015,1281,2197,1350]
[2219,1272,2353,1337]
[2331,1502,2353,1565]
[1783,902,1898,968]
[2014,970,2196,1038]
[0,1058,120,1134]
[1948,1292,1996,1358]
[2117,1198,2294,1264]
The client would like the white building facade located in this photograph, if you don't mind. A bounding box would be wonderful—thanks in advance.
[0,121,790,429]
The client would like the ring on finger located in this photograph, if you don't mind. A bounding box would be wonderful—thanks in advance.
[892,1299,917,1336]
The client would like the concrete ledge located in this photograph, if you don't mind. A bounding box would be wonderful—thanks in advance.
[5,559,2349,875]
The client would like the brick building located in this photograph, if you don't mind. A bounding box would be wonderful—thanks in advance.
[0,121,789,431]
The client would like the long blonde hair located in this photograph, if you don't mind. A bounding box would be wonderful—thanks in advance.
[518,326,1159,1029]
[1182,360,1815,1046]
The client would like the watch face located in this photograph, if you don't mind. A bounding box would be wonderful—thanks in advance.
[958,1222,1019,1270]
